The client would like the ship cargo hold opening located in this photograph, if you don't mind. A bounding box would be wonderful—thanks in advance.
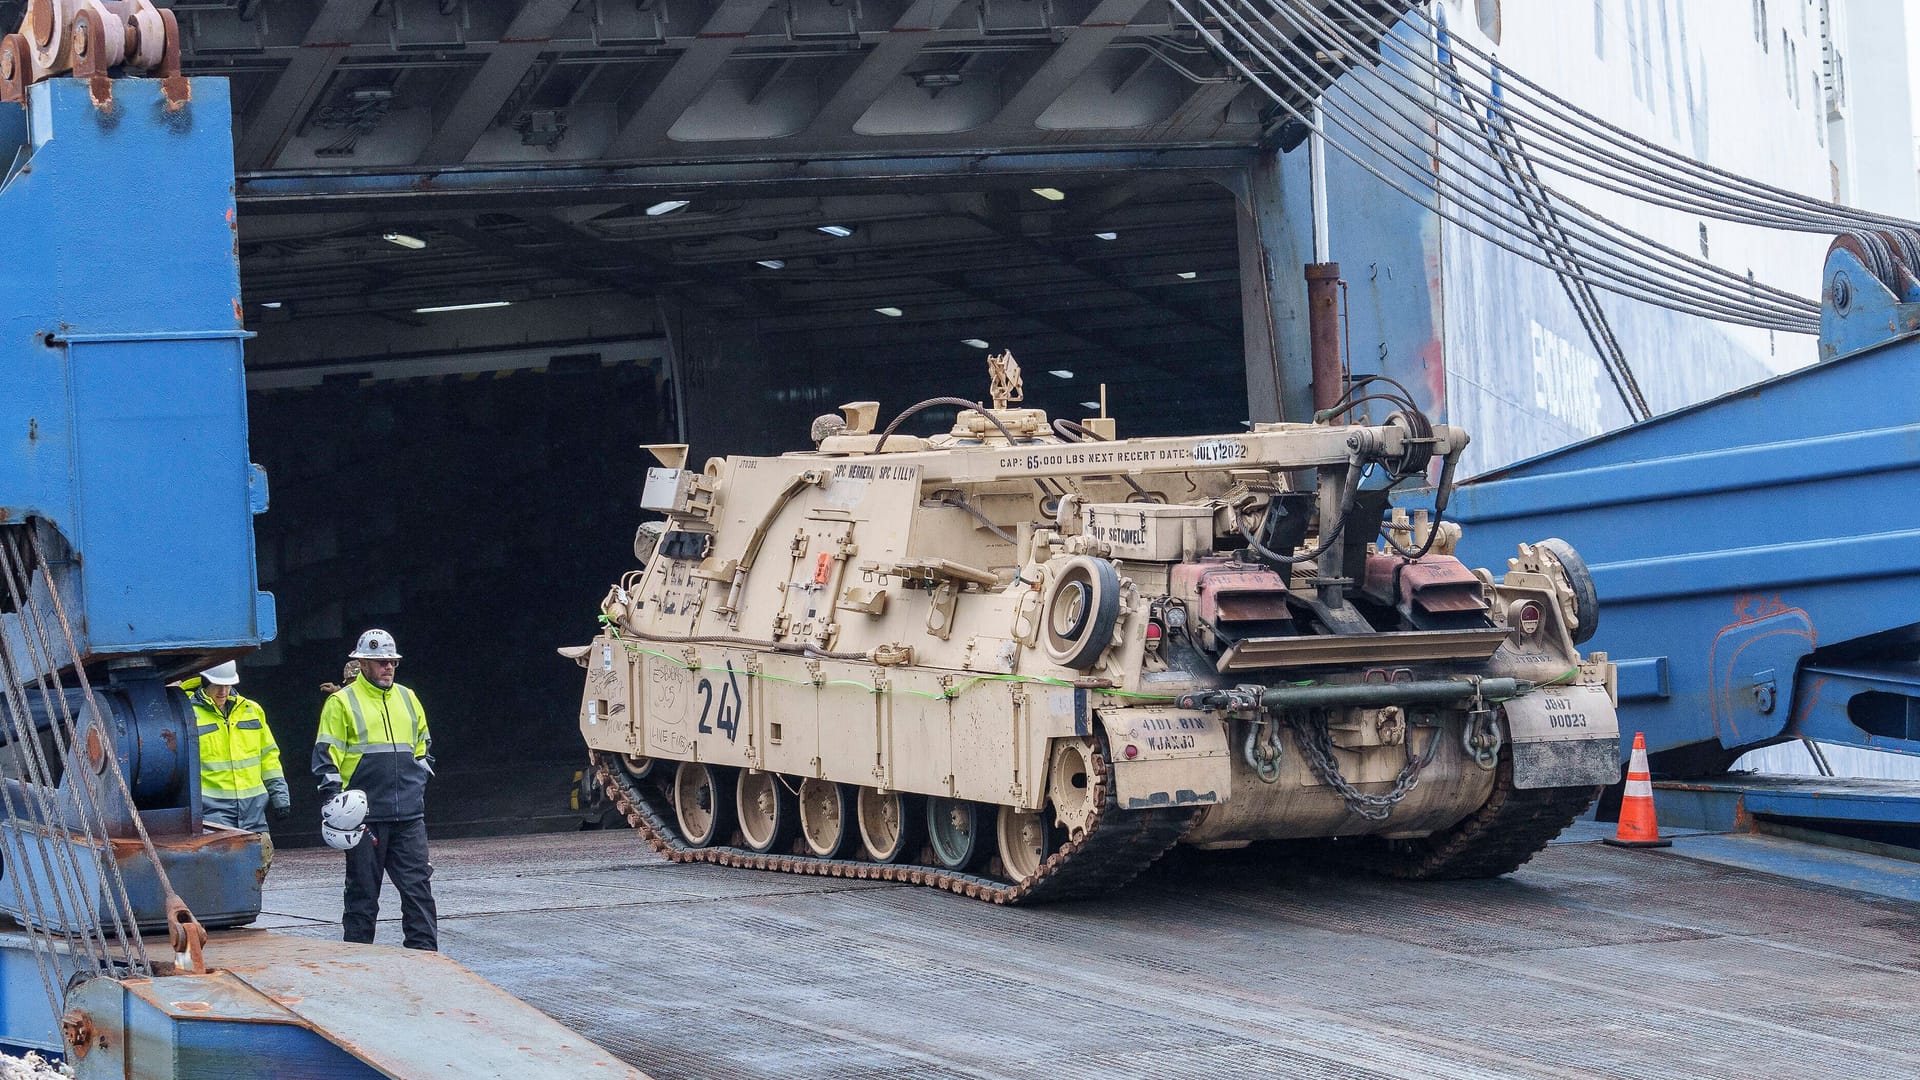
[240,179,1250,840]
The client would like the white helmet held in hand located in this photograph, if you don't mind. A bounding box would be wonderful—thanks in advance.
[349,628,401,661]
[322,790,368,831]
[322,822,366,851]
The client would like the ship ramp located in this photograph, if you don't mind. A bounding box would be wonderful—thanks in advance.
[251,829,1920,1079]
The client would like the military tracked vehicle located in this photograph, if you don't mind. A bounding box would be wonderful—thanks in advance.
[567,355,1620,903]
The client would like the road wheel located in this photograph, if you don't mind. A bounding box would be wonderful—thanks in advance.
[926,797,990,871]
[673,761,733,848]
[797,778,857,858]
[735,771,798,854]
[856,787,922,863]
[996,804,1053,883]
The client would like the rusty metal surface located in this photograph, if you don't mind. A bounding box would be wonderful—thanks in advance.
[1306,262,1346,413]
[200,929,646,1078]
[126,971,300,1023]
[255,830,1920,1078]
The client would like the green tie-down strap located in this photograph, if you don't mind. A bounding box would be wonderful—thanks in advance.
[615,641,1180,702]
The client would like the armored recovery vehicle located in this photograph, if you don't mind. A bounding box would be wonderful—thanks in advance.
[570,357,1621,903]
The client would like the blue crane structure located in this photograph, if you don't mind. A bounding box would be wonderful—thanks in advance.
[1447,234,1920,838]
[0,59,639,1079]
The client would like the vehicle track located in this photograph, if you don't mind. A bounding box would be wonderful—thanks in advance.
[593,747,1200,905]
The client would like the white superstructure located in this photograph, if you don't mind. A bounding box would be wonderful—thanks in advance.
[1434,0,1917,475]
[1433,0,1919,779]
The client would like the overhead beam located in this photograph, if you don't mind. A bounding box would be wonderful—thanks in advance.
[802,0,968,136]
[234,0,384,170]
[526,217,782,315]
[1151,77,1251,140]
[235,147,1256,211]
[950,194,1237,340]
[602,0,779,161]
[440,220,681,299]
[1061,177,1171,231]
[990,0,1153,130]
[926,271,1192,384]
[415,0,584,166]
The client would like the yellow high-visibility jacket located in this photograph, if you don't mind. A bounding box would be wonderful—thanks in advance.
[184,681,286,833]
[313,674,433,822]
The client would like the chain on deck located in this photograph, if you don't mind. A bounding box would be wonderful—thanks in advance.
[1311,754,1600,880]
[593,749,1200,905]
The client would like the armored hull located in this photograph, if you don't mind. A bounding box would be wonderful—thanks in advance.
[571,365,1621,901]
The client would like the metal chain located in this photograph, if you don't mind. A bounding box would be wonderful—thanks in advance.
[1288,711,1441,822]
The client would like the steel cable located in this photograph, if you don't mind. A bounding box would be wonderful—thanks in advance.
[1351,0,1920,233]
[30,534,184,974]
[1189,0,1819,330]
[1314,0,1858,230]
[3,536,149,973]
[1281,0,1823,314]
[0,546,118,977]
[1177,0,1815,329]
[0,670,82,1024]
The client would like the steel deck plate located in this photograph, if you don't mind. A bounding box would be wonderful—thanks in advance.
[253,831,1920,1078]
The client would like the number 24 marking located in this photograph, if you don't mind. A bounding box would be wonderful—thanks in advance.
[697,661,742,742]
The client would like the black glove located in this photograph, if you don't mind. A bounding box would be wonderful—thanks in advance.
[269,793,292,822]
[318,782,341,799]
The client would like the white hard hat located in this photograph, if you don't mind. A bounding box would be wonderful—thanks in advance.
[322,790,369,832]
[349,628,401,661]
[321,822,366,851]
[201,662,240,687]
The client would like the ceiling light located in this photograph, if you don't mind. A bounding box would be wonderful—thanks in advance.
[414,300,513,314]
[755,259,786,270]
[816,224,854,237]
[260,301,283,309]
[1176,271,1198,280]
[962,338,990,349]
[382,232,426,250]
[1094,231,1118,240]
[1031,187,1066,201]
[1048,369,1074,380]
[1079,401,1102,411]
[875,306,904,317]
[914,72,963,89]
[645,199,691,216]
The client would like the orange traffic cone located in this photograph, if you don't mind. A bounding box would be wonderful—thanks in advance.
[1604,732,1672,848]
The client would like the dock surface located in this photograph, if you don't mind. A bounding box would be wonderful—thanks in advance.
[254,829,1920,1079]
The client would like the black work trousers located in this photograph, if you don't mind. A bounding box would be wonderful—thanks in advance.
[342,817,438,950]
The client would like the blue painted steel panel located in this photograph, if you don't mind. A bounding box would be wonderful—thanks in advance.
[0,931,64,1054]
[0,820,262,935]
[70,973,383,1080]
[0,77,272,677]
[1446,274,1920,766]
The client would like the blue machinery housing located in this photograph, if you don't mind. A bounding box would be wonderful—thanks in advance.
[0,77,636,1077]
[0,82,273,673]
[1450,237,1920,834]
[0,75,272,928]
